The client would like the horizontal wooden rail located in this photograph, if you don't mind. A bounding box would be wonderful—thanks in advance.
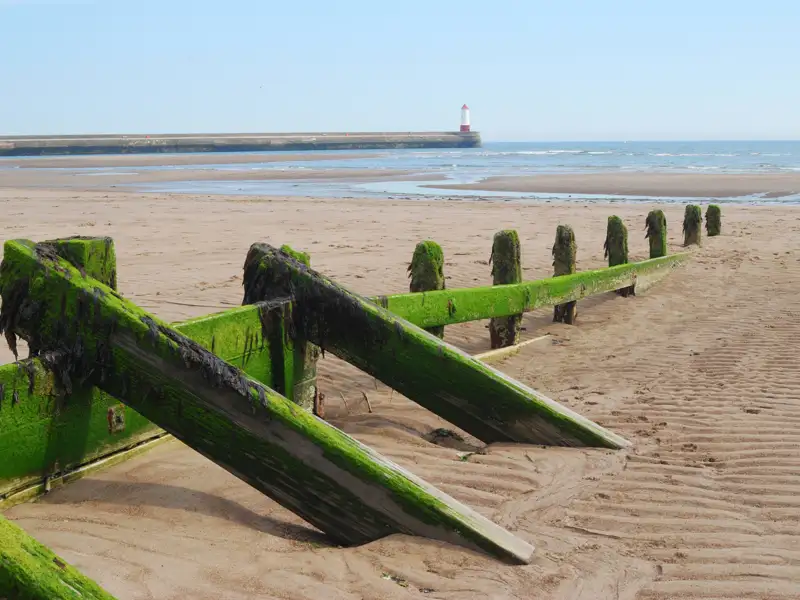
[376,253,688,328]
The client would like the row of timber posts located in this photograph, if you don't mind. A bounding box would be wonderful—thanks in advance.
[407,205,722,350]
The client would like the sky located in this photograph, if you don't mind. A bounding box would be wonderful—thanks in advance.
[1,0,798,141]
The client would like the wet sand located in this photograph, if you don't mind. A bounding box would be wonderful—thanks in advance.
[0,166,421,190]
[428,172,800,198]
[1,185,800,599]
[0,151,380,169]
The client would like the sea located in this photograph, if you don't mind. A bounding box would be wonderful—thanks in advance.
[7,140,800,204]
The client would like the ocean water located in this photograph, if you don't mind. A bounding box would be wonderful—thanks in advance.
[5,140,800,203]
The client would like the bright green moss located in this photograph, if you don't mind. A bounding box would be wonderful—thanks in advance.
[0,514,116,599]
[408,240,446,338]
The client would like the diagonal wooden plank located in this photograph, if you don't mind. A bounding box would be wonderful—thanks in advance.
[243,243,631,449]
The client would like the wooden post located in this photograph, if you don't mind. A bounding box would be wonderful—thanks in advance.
[407,240,446,338]
[243,243,629,450]
[645,209,668,259]
[683,204,702,246]
[489,230,523,348]
[0,238,534,565]
[604,216,634,297]
[250,244,320,414]
[706,204,721,237]
[552,225,577,324]
[1,513,117,599]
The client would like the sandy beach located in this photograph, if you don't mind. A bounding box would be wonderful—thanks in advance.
[429,172,800,199]
[2,171,800,599]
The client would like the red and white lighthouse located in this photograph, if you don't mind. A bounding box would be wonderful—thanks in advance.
[460,104,471,132]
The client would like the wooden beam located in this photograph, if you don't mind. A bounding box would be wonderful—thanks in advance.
[377,253,688,329]
[0,513,117,599]
[243,243,631,449]
[0,239,534,565]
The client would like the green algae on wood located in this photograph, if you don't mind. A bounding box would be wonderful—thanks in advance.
[0,240,533,565]
[0,302,283,503]
[683,204,702,246]
[243,243,630,451]
[645,209,668,259]
[706,204,721,237]
[488,230,522,349]
[377,253,688,328]
[243,244,320,413]
[408,240,446,338]
[604,216,634,297]
[49,236,117,290]
[552,225,578,324]
[0,513,117,599]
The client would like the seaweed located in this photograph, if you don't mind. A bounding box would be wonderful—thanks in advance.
[645,209,668,259]
[604,216,634,297]
[552,225,578,324]
[488,230,522,348]
[706,204,721,236]
[683,204,702,246]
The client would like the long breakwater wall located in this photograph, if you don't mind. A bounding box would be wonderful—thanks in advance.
[0,131,482,156]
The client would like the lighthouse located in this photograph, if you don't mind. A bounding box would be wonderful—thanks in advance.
[460,104,471,132]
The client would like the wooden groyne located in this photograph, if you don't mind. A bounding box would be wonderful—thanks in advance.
[0,131,481,156]
[0,205,719,596]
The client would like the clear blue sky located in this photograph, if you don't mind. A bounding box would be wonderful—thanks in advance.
[1,0,798,140]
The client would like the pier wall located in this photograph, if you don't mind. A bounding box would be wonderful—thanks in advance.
[0,131,481,156]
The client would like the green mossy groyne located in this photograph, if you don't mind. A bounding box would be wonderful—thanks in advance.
[408,241,446,338]
[683,204,703,246]
[552,225,578,324]
[0,514,116,599]
[488,230,522,348]
[645,209,668,259]
[706,204,722,236]
[0,132,482,156]
[0,238,533,564]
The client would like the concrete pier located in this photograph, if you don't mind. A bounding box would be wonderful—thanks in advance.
[0,131,481,156]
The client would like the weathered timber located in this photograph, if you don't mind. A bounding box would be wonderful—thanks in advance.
[377,253,688,329]
[0,239,534,564]
[552,225,578,324]
[683,204,702,246]
[488,230,523,348]
[645,210,668,259]
[408,241,446,338]
[0,236,163,504]
[243,243,630,450]
[0,514,116,599]
[604,216,634,297]
[0,240,284,501]
[257,245,319,412]
[0,299,314,501]
[706,204,721,237]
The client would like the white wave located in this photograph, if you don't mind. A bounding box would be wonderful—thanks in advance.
[651,153,736,157]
